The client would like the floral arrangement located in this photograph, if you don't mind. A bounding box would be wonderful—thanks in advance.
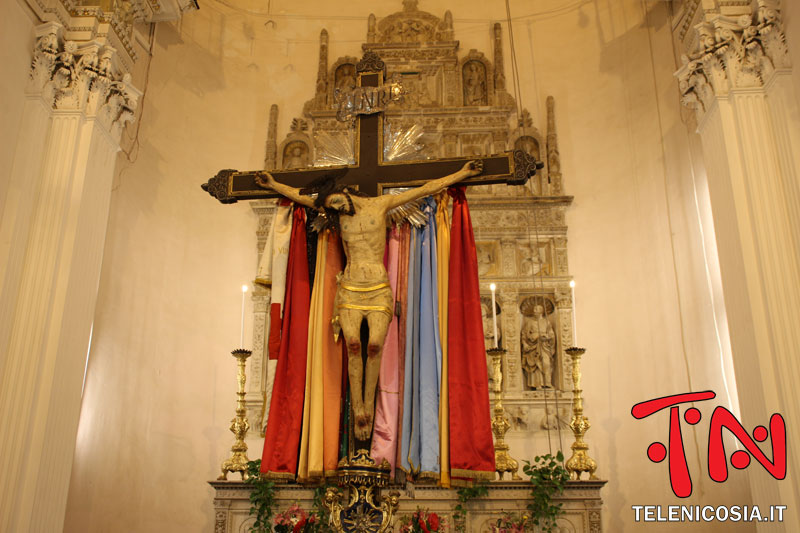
[399,508,446,533]
[273,503,318,533]
[490,512,530,533]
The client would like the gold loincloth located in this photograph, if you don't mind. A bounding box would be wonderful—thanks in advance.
[331,274,394,341]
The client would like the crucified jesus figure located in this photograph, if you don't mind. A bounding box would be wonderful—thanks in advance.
[256,160,483,440]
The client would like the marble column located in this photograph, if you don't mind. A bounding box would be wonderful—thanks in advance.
[0,23,139,531]
[676,2,800,527]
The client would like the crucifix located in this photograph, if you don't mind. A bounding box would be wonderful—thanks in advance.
[201,51,540,203]
[202,50,542,442]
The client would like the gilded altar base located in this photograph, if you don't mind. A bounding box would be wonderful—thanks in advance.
[323,450,400,533]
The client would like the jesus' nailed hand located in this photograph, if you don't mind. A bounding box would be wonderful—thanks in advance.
[255,160,483,441]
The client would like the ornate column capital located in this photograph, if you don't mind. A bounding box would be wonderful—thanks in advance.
[29,23,141,140]
[675,0,789,119]
[25,0,198,71]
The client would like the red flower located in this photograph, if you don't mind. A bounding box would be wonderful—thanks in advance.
[419,517,429,533]
[428,513,440,531]
[292,517,306,533]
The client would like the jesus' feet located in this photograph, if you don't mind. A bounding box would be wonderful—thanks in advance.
[354,412,374,441]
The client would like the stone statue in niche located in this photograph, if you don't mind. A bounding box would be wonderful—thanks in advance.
[520,297,557,390]
[463,60,487,106]
[514,135,540,161]
[282,141,309,169]
[480,296,502,352]
[400,73,434,107]
[335,63,356,92]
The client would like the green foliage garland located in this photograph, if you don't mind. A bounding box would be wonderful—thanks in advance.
[522,451,569,533]
[453,482,489,532]
[246,459,277,533]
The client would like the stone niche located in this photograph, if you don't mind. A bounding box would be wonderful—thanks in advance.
[210,480,605,533]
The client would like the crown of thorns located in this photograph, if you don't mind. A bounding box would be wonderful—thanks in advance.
[301,170,364,211]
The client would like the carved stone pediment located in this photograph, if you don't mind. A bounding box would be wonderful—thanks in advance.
[369,0,454,45]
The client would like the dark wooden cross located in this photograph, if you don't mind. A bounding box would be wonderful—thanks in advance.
[202,51,541,204]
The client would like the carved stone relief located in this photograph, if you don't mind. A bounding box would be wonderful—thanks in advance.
[517,240,551,277]
[499,239,516,276]
[459,132,491,157]
[398,70,440,108]
[540,405,570,430]
[462,60,488,106]
[557,518,578,533]
[506,405,529,431]
[249,202,276,434]
[476,241,500,276]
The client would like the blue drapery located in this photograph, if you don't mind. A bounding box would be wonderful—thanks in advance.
[400,198,442,476]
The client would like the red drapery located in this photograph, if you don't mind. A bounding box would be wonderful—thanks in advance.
[447,186,495,481]
[261,206,310,478]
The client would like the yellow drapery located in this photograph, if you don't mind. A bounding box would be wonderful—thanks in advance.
[435,192,451,487]
[297,230,344,481]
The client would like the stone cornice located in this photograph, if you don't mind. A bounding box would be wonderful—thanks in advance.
[24,0,197,71]
[675,0,789,121]
[29,22,142,140]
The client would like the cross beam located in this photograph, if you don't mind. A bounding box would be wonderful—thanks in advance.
[202,52,541,204]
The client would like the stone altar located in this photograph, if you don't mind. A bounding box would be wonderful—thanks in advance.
[210,480,606,533]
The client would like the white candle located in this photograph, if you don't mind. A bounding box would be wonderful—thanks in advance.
[570,279,578,346]
[490,283,498,348]
[240,284,248,348]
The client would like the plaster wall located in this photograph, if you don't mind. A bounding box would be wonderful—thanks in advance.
[63,0,765,531]
[0,0,37,222]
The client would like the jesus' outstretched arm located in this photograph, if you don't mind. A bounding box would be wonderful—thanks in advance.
[383,160,483,210]
[255,171,316,208]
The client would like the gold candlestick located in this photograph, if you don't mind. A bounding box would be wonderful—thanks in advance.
[564,347,597,480]
[218,348,252,480]
[488,347,520,480]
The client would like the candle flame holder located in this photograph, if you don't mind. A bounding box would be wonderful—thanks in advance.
[488,347,520,480]
[564,347,598,480]
[218,348,252,480]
